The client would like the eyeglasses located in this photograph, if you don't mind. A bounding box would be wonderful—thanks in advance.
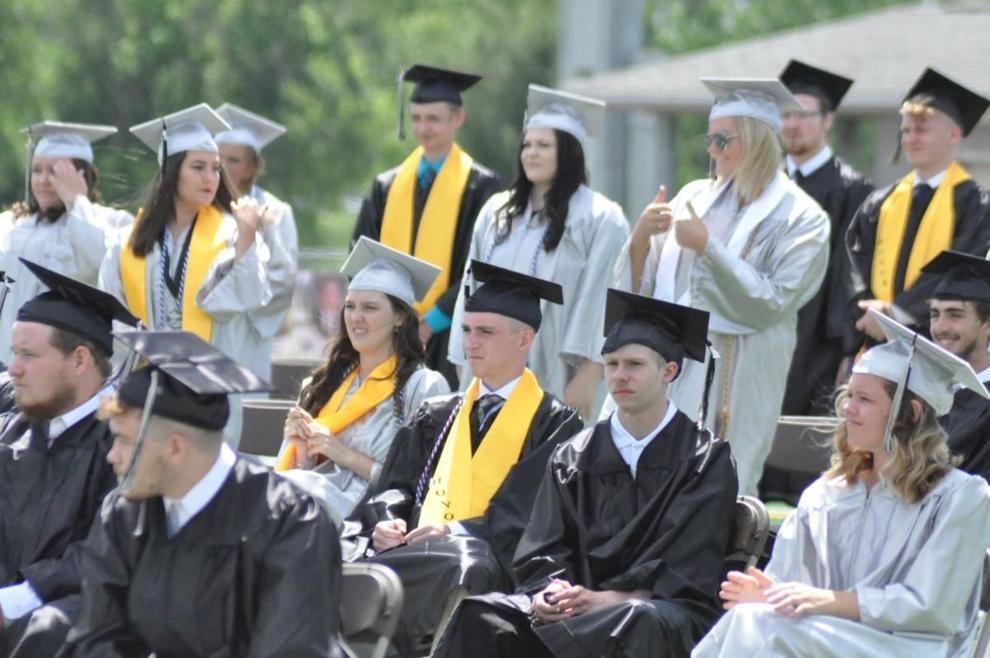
[780,109,822,121]
[703,132,739,151]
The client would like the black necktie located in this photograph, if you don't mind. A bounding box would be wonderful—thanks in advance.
[471,394,505,441]
[892,183,936,294]
[29,420,50,452]
[792,169,805,184]
[420,167,436,192]
[912,183,935,216]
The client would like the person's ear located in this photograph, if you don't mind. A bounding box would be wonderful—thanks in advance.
[518,327,534,351]
[451,107,466,130]
[909,398,923,424]
[663,360,679,383]
[822,111,834,132]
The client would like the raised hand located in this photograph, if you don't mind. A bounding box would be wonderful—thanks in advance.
[51,159,88,207]
[631,185,671,245]
[673,200,709,254]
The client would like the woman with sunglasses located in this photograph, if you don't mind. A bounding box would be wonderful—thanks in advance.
[619,78,830,496]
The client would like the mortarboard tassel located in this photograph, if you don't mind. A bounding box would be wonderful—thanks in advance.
[881,334,917,453]
[397,68,408,141]
[121,369,160,496]
[697,341,719,432]
[23,128,35,204]
[160,118,169,166]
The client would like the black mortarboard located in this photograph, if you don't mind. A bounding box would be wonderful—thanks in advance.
[16,258,140,355]
[602,289,710,370]
[903,68,989,137]
[779,60,853,113]
[922,250,990,304]
[396,64,481,139]
[463,260,563,332]
[115,330,270,431]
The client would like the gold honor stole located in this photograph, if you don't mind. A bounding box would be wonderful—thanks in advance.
[379,143,473,315]
[274,355,398,472]
[418,369,544,527]
[119,205,227,341]
[871,161,971,302]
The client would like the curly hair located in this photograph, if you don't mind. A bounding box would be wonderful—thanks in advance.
[824,382,956,503]
[297,293,424,424]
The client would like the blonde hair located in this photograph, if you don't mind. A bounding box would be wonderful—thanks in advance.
[900,94,938,120]
[823,384,956,503]
[729,116,782,206]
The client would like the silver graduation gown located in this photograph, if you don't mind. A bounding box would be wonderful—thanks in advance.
[0,198,132,364]
[277,366,450,526]
[98,212,272,445]
[692,469,990,658]
[615,172,830,495]
[448,185,629,403]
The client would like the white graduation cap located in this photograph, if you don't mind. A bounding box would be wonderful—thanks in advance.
[214,103,287,152]
[524,84,606,145]
[701,78,803,132]
[341,237,441,308]
[22,121,117,163]
[129,103,230,165]
[853,309,990,451]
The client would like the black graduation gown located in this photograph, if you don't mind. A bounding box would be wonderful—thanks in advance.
[0,412,114,658]
[846,176,990,330]
[434,411,737,658]
[941,385,990,484]
[65,458,344,658]
[0,373,15,416]
[351,159,501,388]
[339,391,582,656]
[781,156,873,415]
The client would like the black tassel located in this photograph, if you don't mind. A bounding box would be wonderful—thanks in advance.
[397,68,408,141]
[160,118,169,166]
[698,341,719,432]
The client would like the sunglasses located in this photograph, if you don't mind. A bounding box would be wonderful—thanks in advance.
[703,132,739,151]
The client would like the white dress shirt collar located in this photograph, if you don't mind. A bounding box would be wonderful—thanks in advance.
[786,145,833,179]
[479,375,521,400]
[48,383,115,445]
[609,400,678,478]
[914,168,947,189]
[977,365,990,385]
[163,443,237,536]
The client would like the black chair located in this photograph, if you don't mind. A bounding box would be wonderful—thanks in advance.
[238,399,293,459]
[270,358,320,400]
[760,416,837,505]
[973,550,990,658]
[341,562,404,658]
[726,495,771,571]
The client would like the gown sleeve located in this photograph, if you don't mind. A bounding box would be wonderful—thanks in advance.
[244,202,298,340]
[65,497,152,657]
[559,198,629,363]
[855,477,990,636]
[195,222,273,319]
[351,176,389,246]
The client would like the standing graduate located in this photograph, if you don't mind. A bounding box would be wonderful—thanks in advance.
[434,290,737,658]
[0,260,137,658]
[65,331,344,657]
[215,103,298,380]
[340,261,582,656]
[448,85,629,418]
[848,68,990,341]
[778,61,874,415]
[99,103,275,444]
[618,78,830,495]
[0,121,131,365]
[352,65,501,388]
[694,311,990,658]
[922,251,990,482]
[274,237,449,526]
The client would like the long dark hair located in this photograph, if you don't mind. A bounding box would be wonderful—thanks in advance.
[19,158,101,221]
[298,293,425,424]
[495,129,587,252]
[128,151,235,257]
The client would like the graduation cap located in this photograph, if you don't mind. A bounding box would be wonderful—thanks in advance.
[902,68,989,137]
[341,236,441,308]
[22,121,117,163]
[524,84,606,145]
[214,103,287,152]
[702,78,803,132]
[779,60,853,113]
[130,103,231,165]
[16,258,139,356]
[854,309,989,452]
[396,64,482,140]
[463,260,563,332]
[601,288,709,367]
[922,250,990,304]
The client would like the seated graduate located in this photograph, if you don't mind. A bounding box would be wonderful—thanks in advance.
[340,261,583,656]
[921,251,990,482]
[274,237,450,526]
[0,259,138,658]
[434,289,737,658]
[693,310,990,658]
[64,331,344,658]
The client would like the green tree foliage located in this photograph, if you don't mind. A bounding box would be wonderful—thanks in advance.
[0,0,556,246]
